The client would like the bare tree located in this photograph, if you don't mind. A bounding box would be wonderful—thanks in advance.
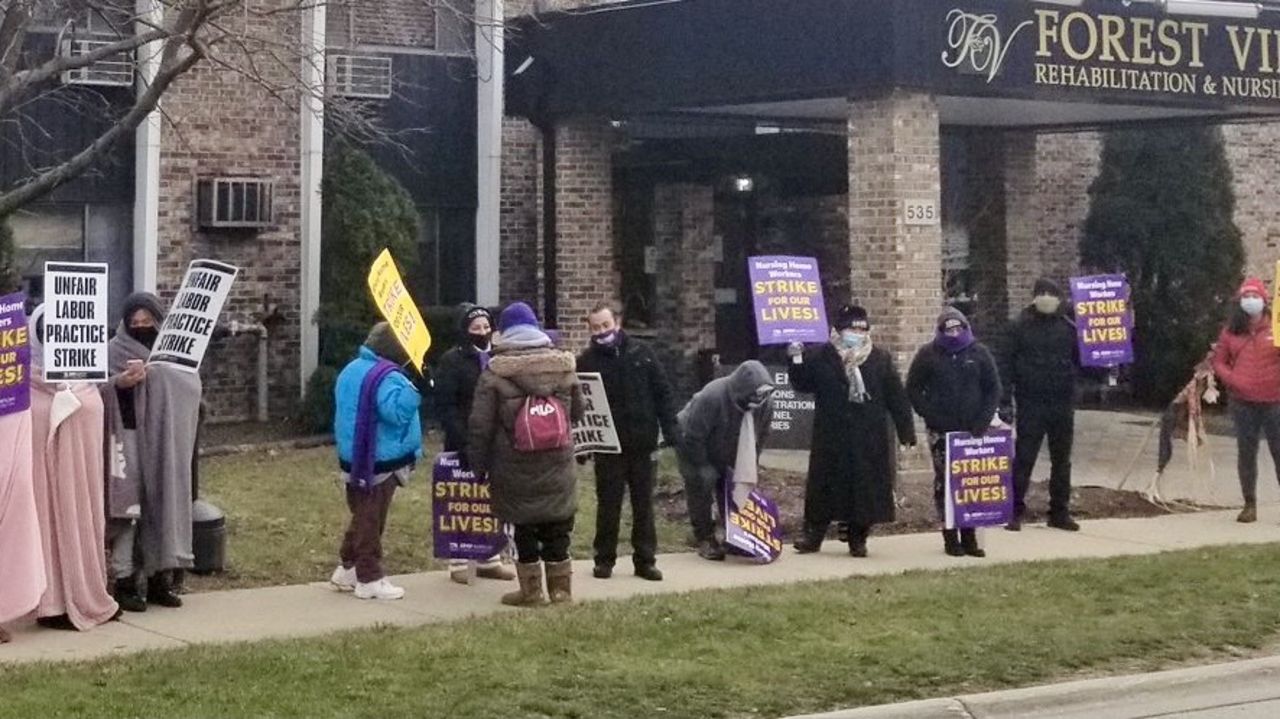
[0,0,484,218]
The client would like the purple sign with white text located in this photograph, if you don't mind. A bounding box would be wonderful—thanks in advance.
[723,477,783,563]
[1070,274,1134,368]
[944,429,1015,530]
[0,292,30,416]
[748,255,828,345]
[432,452,507,561]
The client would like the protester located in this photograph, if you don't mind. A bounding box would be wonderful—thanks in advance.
[576,302,680,581]
[28,308,118,630]
[0,295,43,643]
[102,293,200,610]
[675,360,774,561]
[468,302,584,606]
[330,322,424,601]
[1001,279,1080,532]
[434,303,514,584]
[789,305,916,557]
[907,308,1002,558]
[1211,277,1280,524]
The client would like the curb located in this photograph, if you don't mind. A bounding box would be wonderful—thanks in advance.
[199,434,333,458]
[785,654,1280,718]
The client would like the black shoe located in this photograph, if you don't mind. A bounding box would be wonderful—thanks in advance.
[36,615,76,631]
[634,565,663,581]
[146,576,183,608]
[793,538,822,554]
[592,564,613,579]
[848,541,868,558]
[960,529,986,558]
[1005,516,1022,532]
[697,540,726,561]
[114,578,147,613]
[942,530,965,557]
[1048,514,1080,532]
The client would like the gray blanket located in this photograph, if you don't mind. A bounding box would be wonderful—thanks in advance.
[102,323,201,574]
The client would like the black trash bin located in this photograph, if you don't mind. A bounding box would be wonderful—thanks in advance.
[192,499,226,575]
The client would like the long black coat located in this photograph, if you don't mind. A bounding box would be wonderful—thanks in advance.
[790,345,916,528]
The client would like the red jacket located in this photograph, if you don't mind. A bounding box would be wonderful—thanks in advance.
[1213,319,1280,404]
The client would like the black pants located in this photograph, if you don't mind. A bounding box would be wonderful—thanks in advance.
[678,456,725,543]
[1012,402,1075,518]
[930,437,948,520]
[1231,399,1280,504]
[593,452,658,569]
[513,518,575,564]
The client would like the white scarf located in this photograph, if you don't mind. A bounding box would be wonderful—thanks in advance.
[833,332,873,403]
[731,411,758,508]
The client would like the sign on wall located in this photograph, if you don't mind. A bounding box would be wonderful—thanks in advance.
[42,262,109,382]
[573,372,622,455]
[1070,273,1134,368]
[149,260,240,372]
[904,198,940,226]
[747,255,829,345]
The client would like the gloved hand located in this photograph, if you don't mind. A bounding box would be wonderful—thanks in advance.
[968,424,988,438]
[997,405,1014,426]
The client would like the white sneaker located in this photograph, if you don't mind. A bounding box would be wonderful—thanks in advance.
[329,565,357,592]
[355,578,405,601]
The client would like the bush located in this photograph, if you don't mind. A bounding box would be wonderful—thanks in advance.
[1083,126,1244,405]
[302,365,340,434]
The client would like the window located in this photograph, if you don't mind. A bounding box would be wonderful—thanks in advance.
[197,178,275,230]
[327,54,393,99]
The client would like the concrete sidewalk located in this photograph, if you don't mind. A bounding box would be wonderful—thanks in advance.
[786,654,1280,719]
[4,507,1280,665]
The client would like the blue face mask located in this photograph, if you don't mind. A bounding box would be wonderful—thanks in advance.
[1242,297,1266,317]
[840,330,868,350]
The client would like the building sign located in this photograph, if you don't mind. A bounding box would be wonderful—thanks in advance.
[911,0,1280,107]
[42,262,109,382]
[149,260,239,372]
[1070,273,1134,368]
[715,364,815,451]
[904,199,940,226]
[573,372,622,455]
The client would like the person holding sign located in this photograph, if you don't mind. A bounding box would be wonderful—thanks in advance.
[576,302,680,581]
[468,303,584,606]
[788,305,916,557]
[1212,278,1280,524]
[907,308,1002,558]
[330,322,424,601]
[1001,279,1081,532]
[102,293,200,610]
[434,304,515,584]
[675,361,775,561]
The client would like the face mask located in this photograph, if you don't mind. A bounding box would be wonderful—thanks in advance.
[840,330,868,350]
[469,332,492,350]
[1242,297,1266,317]
[592,329,619,347]
[129,326,158,348]
[1033,296,1061,315]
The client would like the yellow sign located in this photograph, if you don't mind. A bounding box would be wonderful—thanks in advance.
[367,249,431,371]
[1273,261,1280,348]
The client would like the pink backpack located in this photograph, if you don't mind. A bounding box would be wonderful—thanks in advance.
[513,395,572,452]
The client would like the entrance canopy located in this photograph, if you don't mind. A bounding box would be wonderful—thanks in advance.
[506,0,1280,128]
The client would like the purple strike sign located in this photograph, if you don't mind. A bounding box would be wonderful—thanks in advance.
[748,255,829,345]
[0,292,31,417]
[1070,274,1134,367]
[944,429,1015,529]
[432,452,507,561]
[722,476,783,563]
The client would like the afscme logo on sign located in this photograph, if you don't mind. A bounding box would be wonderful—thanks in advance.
[529,402,558,417]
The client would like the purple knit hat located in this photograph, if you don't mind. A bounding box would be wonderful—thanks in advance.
[498,302,539,332]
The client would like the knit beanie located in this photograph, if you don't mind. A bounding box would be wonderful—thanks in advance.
[937,307,970,332]
[1238,277,1268,298]
[1032,278,1063,298]
[832,304,870,331]
[458,304,493,333]
[365,321,409,365]
[498,301,539,332]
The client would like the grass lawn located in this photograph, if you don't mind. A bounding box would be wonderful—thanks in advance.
[190,439,692,590]
[6,545,1280,719]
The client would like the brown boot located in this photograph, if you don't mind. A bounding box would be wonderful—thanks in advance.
[500,562,548,607]
[545,559,573,604]
[1238,504,1258,523]
[477,562,516,581]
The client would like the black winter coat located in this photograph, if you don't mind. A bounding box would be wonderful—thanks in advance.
[434,344,486,452]
[790,345,916,528]
[906,341,1002,434]
[576,334,680,454]
[1002,307,1079,406]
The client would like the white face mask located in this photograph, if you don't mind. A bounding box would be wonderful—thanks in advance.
[1033,296,1061,315]
[1242,296,1266,317]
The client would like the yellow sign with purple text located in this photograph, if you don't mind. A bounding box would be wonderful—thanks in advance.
[367,249,431,372]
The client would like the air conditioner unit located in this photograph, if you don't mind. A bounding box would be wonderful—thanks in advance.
[196,177,274,230]
[327,54,393,99]
[59,38,134,87]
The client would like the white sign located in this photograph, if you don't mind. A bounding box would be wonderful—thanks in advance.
[149,260,240,372]
[573,372,621,456]
[904,199,940,226]
[43,262,110,382]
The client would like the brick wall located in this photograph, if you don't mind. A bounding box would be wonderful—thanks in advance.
[848,92,944,370]
[1223,122,1280,282]
[327,0,437,49]
[958,130,1008,337]
[1035,132,1101,284]
[157,12,302,422]
[652,183,716,398]
[553,119,617,347]
[500,118,542,306]
[1004,131,1040,312]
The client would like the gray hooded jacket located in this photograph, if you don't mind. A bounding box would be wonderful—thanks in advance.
[676,360,774,473]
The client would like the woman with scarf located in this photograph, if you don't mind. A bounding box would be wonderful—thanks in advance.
[102,292,200,610]
[907,308,1002,558]
[27,306,119,630]
[789,305,916,557]
[329,322,424,601]
[468,302,583,606]
[1212,277,1280,524]
[434,303,514,584]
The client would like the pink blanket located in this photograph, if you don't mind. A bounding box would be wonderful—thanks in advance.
[31,380,118,629]
[0,410,46,625]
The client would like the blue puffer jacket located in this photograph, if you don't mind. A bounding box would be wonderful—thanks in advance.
[334,346,423,472]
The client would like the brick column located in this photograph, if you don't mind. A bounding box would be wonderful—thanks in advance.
[653,183,715,398]
[552,119,617,348]
[848,92,943,369]
[1004,131,1040,316]
[1037,132,1101,283]
[499,118,542,306]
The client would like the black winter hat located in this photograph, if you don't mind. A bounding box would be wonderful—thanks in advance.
[833,304,870,331]
[458,303,493,333]
[1033,278,1063,298]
